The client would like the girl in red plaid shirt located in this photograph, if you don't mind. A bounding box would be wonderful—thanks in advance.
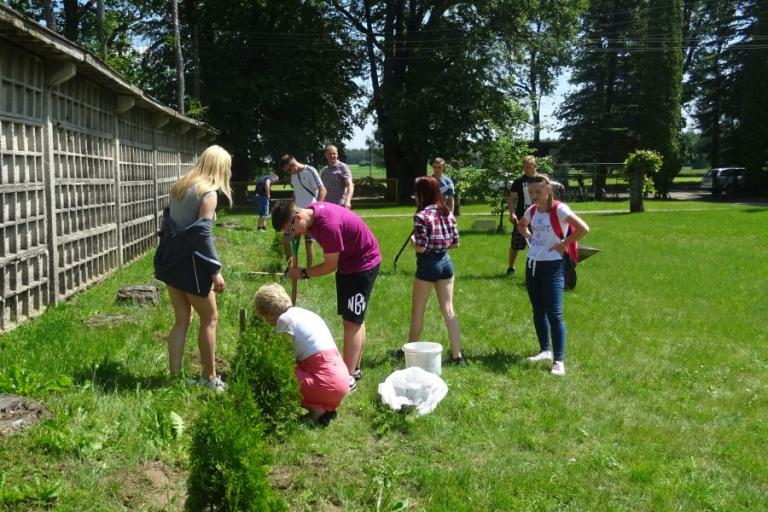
[408,176,465,365]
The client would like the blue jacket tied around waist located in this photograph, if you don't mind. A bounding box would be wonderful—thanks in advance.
[154,207,222,296]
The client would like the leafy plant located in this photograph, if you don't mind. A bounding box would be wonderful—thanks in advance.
[186,383,285,512]
[230,323,302,437]
[363,457,410,512]
[0,474,62,507]
[624,149,663,178]
[0,365,72,396]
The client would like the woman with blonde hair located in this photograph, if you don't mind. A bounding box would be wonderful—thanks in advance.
[154,145,233,391]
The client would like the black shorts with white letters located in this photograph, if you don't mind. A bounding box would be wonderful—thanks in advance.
[335,264,380,324]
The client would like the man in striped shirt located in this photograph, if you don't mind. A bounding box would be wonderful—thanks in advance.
[321,144,354,208]
[281,154,326,267]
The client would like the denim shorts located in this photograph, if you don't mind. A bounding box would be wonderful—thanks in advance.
[254,195,270,217]
[415,252,454,282]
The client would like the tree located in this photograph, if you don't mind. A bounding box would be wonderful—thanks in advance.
[171,0,184,113]
[499,0,586,147]
[636,0,683,198]
[333,1,525,201]
[684,0,741,168]
[558,0,644,164]
[97,0,105,58]
[189,0,362,178]
[43,0,54,29]
[738,0,768,193]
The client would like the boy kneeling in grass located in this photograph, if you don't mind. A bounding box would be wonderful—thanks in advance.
[254,283,350,426]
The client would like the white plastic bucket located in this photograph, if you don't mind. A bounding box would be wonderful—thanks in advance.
[402,341,443,375]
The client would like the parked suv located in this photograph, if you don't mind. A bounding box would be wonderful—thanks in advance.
[700,167,746,196]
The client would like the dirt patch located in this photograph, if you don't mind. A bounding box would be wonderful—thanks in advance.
[188,352,230,378]
[84,314,136,328]
[119,461,187,511]
[215,221,244,230]
[269,454,326,490]
[0,394,47,436]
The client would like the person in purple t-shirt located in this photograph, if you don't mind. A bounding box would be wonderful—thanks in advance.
[271,200,381,391]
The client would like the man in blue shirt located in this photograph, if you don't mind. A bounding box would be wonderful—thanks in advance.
[254,172,278,231]
[431,157,455,213]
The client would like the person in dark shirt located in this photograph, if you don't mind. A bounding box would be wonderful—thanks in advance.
[505,155,538,275]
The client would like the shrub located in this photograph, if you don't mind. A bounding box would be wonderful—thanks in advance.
[230,322,302,437]
[186,383,285,512]
[624,149,663,178]
[624,149,663,212]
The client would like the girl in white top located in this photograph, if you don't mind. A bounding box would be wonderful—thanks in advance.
[516,175,589,376]
[254,284,349,425]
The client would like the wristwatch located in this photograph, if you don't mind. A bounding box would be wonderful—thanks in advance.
[301,268,309,279]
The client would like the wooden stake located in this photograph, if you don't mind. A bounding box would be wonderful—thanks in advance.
[239,308,247,333]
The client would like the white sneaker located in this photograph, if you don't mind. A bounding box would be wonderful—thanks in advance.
[527,350,553,362]
[551,361,565,376]
[186,375,226,393]
[348,375,357,393]
[201,376,226,393]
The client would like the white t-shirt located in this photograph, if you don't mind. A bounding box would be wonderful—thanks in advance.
[523,202,574,262]
[291,166,323,208]
[276,307,337,361]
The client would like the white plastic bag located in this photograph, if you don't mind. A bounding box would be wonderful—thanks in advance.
[378,367,448,416]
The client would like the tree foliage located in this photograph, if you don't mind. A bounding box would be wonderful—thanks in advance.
[738,0,768,191]
[332,1,528,200]
[497,0,586,146]
[558,0,644,164]
[684,0,742,168]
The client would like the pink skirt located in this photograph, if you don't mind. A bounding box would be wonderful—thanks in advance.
[295,349,350,411]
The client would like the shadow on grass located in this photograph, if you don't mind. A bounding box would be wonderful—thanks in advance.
[458,230,509,238]
[469,350,526,374]
[376,269,527,285]
[73,358,169,393]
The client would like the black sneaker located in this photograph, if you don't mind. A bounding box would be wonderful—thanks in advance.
[449,356,467,366]
[506,267,515,275]
[351,368,363,381]
[316,410,337,427]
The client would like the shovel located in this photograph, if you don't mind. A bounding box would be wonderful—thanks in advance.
[393,230,415,272]
[290,237,300,305]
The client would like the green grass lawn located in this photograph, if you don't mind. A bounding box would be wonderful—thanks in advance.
[1,202,766,510]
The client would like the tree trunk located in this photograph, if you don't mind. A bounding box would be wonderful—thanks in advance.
[184,0,202,100]
[191,24,201,100]
[629,173,645,212]
[43,0,55,31]
[529,32,540,147]
[63,0,79,41]
[172,0,185,113]
[97,0,106,59]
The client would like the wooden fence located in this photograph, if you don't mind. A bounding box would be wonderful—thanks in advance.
[0,9,215,331]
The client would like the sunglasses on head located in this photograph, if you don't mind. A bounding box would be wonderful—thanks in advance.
[287,215,297,235]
